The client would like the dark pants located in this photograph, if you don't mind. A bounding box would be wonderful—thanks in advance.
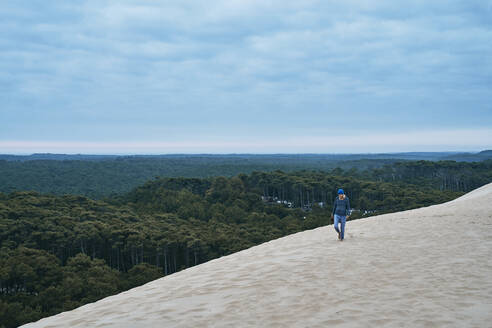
[334,214,346,240]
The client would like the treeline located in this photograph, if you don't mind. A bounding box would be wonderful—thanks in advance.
[363,160,492,192]
[1,158,490,199]
[0,170,468,327]
[0,156,417,198]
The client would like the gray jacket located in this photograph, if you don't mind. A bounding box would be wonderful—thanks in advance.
[332,196,350,216]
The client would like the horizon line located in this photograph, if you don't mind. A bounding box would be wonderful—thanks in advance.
[0,150,489,157]
[1,128,491,154]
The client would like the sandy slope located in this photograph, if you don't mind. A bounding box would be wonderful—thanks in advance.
[22,183,492,328]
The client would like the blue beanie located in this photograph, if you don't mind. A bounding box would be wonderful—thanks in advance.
[337,188,344,194]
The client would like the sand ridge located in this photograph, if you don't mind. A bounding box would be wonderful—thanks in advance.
[21,183,492,327]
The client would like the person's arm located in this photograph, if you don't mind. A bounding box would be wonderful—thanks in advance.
[332,199,337,216]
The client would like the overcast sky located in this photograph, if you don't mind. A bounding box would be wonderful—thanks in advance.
[1,1,491,154]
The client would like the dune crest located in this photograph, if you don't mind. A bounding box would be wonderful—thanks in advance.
[22,183,492,328]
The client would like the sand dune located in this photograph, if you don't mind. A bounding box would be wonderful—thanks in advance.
[21,183,492,328]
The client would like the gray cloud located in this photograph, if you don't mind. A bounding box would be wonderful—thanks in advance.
[1,0,491,148]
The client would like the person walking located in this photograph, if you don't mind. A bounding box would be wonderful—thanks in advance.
[331,188,350,241]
